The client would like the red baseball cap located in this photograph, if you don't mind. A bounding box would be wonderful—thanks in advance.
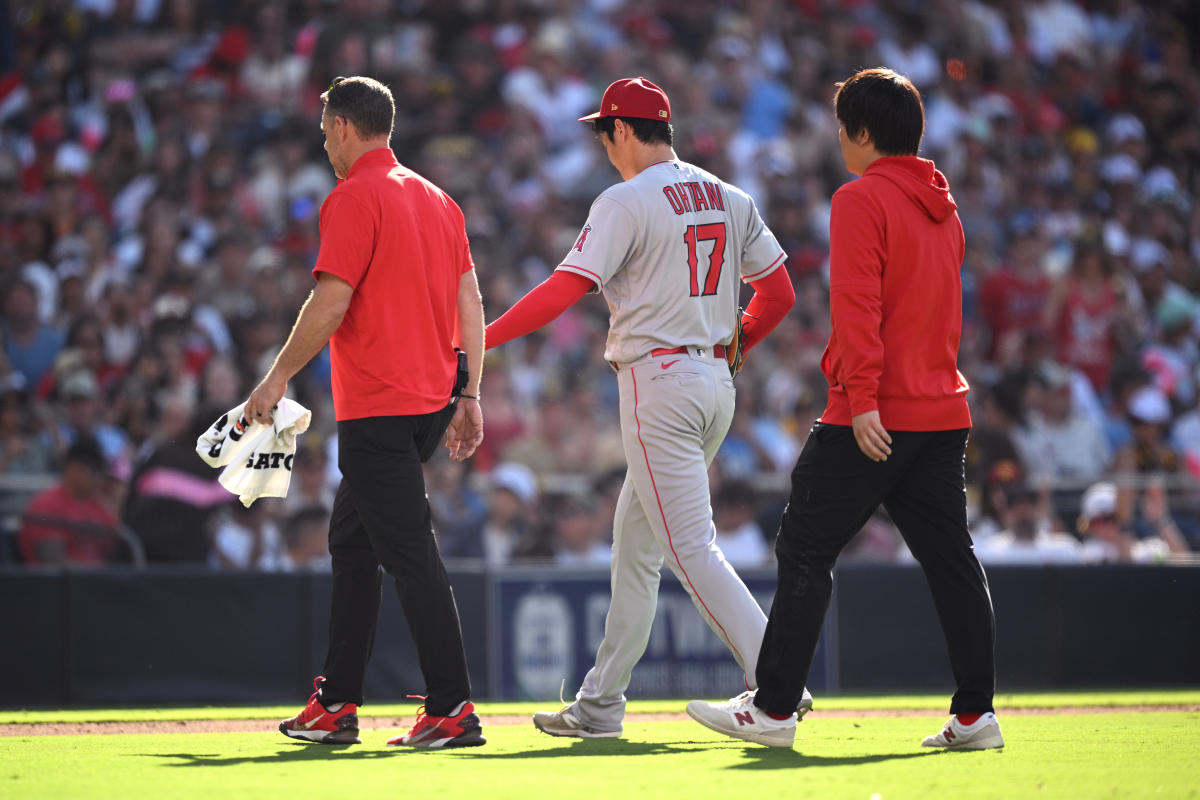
[579,77,671,123]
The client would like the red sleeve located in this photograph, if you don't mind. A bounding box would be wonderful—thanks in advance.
[740,264,795,352]
[17,492,61,563]
[828,188,885,417]
[311,191,376,288]
[485,271,594,349]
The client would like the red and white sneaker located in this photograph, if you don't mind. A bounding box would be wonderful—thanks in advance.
[279,676,361,744]
[387,697,486,748]
[922,712,1004,750]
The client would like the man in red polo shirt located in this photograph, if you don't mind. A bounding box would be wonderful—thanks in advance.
[19,435,121,565]
[246,76,485,749]
[688,68,1002,750]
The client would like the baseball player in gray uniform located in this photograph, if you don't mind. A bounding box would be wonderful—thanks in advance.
[484,77,808,737]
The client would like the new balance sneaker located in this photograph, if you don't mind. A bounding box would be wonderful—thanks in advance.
[922,712,1005,750]
[532,705,622,738]
[686,690,797,748]
[387,699,486,748]
[279,676,361,744]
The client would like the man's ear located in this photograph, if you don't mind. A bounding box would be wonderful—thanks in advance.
[852,127,873,147]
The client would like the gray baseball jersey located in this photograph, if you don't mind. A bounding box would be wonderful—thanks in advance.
[541,158,796,733]
[557,160,785,363]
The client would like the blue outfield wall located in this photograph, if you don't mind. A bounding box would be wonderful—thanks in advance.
[1,564,1197,707]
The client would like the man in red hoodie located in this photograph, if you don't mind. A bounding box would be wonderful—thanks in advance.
[688,68,1002,750]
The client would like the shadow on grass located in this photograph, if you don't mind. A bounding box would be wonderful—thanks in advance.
[729,748,941,770]
[430,738,709,759]
[139,738,714,767]
[139,742,400,768]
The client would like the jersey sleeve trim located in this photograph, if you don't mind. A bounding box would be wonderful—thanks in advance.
[556,264,603,289]
[743,251,787,283]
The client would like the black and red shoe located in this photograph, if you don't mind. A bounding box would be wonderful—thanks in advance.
[279,676,361,744]
[387,697,486,748]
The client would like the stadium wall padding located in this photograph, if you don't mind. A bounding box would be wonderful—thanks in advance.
[1,565,1196,706]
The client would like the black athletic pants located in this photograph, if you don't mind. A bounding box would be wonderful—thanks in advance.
[319,414,471,717]
[754,423,996,716]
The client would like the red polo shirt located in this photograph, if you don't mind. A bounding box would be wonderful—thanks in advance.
[314,148,475,420]
[19,485,120,564]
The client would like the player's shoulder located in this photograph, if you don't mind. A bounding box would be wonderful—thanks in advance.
[324,177,371,209]
[593,180,641,215]
[831,175,890,215]
[833,174,887,201]
[677,160,753,208]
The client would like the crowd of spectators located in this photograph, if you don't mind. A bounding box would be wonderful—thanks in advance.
[2,0,1198,569]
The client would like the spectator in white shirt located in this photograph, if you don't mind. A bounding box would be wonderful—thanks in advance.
[975,480,1084,565]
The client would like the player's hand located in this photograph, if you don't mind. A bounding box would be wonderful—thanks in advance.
[444,397,484,461]
[246,374,287,426]
[851,410,892,462]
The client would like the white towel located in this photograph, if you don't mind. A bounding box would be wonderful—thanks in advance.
[195,399,312,507]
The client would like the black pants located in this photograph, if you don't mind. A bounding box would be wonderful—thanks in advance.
[319,414,471,716]
[755,423,995,716]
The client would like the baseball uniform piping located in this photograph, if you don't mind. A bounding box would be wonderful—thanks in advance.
[742,252,786,282]
[630,366,745,670]
[559,264,603,287]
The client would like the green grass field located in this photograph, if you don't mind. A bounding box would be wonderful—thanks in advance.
[3,691,1198,799]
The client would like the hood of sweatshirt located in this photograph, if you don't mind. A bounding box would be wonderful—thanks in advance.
[864,156,957,222]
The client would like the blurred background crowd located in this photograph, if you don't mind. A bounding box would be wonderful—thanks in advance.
[2,0,1198,570]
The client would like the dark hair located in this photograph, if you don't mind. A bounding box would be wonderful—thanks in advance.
[591,116,674,146]
[320,76,394,139]
[65,434,107,472]
[834,68,924,156]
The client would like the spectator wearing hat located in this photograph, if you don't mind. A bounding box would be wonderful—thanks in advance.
[1078,481,1189,563]
[550,493,610,567]
[1115,386,1183,475]
[45,368,128,470]
[18,435,124,565]
[469,462,539,567]
[974,475,1084,565]
[1112,385,1194,531]
[1012,361,1111,486]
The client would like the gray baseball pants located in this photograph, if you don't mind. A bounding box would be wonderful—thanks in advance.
[572,347,767,731]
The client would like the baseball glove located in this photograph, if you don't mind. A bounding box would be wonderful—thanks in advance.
[726,308,747,378]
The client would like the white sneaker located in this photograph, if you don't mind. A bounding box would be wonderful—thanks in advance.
[686,690,797,748]
[532,706,622,738]
[922,712,1005,750]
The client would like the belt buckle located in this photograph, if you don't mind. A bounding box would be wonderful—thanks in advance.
[696,347,706,358]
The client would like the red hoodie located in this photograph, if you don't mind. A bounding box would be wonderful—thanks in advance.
[819,156,971,431]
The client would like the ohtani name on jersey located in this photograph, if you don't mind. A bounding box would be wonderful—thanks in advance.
[662,181,725,215]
